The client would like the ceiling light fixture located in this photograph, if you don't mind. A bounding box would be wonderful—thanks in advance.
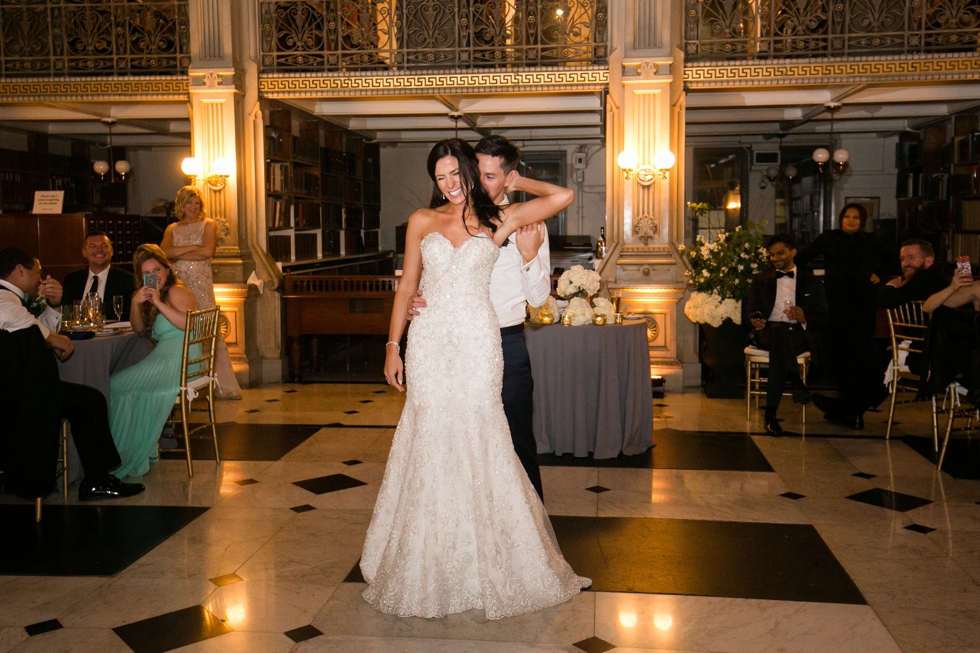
[813,103,849,174]
[93,118,131,182]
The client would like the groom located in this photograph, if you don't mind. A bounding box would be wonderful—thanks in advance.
[408,135,551,499]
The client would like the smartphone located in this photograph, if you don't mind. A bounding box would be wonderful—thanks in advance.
[956,256,972,278]
[143,273,157,289]
[750,311,764,320]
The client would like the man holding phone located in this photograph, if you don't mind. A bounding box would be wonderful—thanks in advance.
[743,235,828,435]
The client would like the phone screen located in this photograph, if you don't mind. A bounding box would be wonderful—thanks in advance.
[143,273,157,289]
[956,256,971,277]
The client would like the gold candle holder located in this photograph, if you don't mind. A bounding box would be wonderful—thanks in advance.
[561,312,572,326]
[614,313,624,325]
[593,312,607,326]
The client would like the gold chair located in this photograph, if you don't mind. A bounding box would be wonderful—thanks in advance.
[884,302,932,442]
[165,307,221,477]
[937,383,978,471]
[35,418,70,523]
[744,347,810,424]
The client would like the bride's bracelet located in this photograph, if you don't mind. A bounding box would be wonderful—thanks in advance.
[386,341,400,354]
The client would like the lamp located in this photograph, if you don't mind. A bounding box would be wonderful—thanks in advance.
[813,103,849,174]
[618,149,675,185]
[93,118,131,181]
[181,156,232,190]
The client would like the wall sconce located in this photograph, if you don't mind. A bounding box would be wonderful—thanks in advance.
[181,156,233,190]
[617,150,675,186]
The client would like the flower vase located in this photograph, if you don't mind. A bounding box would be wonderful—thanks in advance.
[700,318,745,399]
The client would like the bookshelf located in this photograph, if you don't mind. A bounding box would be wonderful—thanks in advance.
[263,104,385,267]
[895,109,980,262]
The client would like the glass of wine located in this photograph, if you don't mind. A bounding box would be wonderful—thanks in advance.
[113,295,124,321]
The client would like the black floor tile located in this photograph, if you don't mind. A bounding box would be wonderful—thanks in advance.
[0,505,206,576]
[294,473,367,495]
[344,560,365,583]
[780,492,806,500]
[208,573,243,587]
[846,488,933,512]
[905,523,937,534]
[373,390,386,394]
[234,478,259,486]
[283,389,298,393]
[343,410,359,415]
[25,619,62,636]
[551,516,865,604]
[285,625,323,643]
[113,605,231,653]
[265,398,280,403]
[904,434,980,479]
[538,429,772,472]
[245,409,260,413]
[585,485,611,494]
[161,423,321,462]
[290,504,316,514]
[342,459,363,466]
[573,636,616,652]
[359,400,374,404]
[852,472,877,479]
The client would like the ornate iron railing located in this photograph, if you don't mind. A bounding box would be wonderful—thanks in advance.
[685,0,980,60]
[260,0,607,72]
[0,0,190,77]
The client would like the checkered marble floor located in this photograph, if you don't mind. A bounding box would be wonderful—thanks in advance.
[2,382,979,653]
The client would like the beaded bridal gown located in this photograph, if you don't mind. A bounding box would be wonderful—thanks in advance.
[360,232,590,619]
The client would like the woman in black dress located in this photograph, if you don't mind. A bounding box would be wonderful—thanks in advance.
[795,203,884,429]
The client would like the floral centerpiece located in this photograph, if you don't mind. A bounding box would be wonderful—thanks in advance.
[557,265,602,300]
[678,222,769,327]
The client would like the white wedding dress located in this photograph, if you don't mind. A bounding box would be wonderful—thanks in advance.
[360,232,590,619]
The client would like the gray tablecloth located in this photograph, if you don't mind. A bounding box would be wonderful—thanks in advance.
[525,321,653,459]
[57,331,154,481]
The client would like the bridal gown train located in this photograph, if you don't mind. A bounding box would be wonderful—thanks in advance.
[360,232,590,619]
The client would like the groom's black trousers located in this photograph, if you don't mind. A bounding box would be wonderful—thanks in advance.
[500,324,544,500]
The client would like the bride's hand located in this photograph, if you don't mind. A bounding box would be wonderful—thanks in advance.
[384,348,404,392]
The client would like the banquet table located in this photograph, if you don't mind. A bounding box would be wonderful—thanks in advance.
[57,330,154,481]
[525,321,653,459]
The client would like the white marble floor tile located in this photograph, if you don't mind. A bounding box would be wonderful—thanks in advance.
[7,628,130,653]
[0,628,26,653]
[597,467,787,496]
[212,480,318,510]
[540,467,598,517]
[203,579,337,633]
[593,592,901,653]
[0,577,105,628]
[254,461,350,484]
[875,606,980,653]
[57,577,216,629]
[171,631,294,653]
[597,486,810,523]
[311,583,594,645]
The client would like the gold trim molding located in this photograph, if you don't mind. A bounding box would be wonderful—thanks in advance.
[684,54,980,88]
[260,66,609,98]
[621,245,672,254]
[0,76,189,101]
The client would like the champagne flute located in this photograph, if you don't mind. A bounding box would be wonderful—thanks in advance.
[113,295,124,321]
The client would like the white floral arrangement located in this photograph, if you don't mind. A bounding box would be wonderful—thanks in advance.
[557,265,602,299]
[683,291,742,327]
[562,297,594,326]
[528,296,560,324]
[592,297,616,323]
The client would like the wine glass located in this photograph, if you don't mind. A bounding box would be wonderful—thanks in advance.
[113,295,124,321]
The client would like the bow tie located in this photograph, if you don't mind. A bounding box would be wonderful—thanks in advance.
[775,270,795,279]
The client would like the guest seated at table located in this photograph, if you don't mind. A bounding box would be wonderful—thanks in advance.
[878,239,949,309]
[62,231,137,318]
[108,245,199,478]
[0,247,144,500]
[920,264,979,401]
[743,235,828,435]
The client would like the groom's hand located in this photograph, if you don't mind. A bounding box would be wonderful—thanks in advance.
[515,224,544,264]
[407,290,427,321]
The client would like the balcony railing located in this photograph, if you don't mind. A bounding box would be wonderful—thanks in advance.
[0,0,190,77]
[260,0,607,72]
[685,0,980,61]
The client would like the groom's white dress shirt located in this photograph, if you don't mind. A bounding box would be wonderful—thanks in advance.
[489,210,552,328]
[0,279,61,338]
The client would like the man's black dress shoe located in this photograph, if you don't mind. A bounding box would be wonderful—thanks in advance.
[78,476,145,501]
[764,416,784,436]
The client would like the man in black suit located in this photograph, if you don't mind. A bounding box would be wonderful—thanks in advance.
[62,232,136,319]
[0,247,144,501]
[743,235,829,435]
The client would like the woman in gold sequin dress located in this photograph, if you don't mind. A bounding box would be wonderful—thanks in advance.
[160,186,243,399]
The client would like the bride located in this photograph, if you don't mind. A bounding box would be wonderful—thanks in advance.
[361,139,590,619]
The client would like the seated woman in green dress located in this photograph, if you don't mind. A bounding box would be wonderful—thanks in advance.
[109,244,198,478]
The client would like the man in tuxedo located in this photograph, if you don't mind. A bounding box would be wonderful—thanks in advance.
[62,232,136,319]
[0,247,144,501]
[743,235,828,435]
[407,136,551,499]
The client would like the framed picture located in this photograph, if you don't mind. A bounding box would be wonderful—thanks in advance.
[844,196,880,231]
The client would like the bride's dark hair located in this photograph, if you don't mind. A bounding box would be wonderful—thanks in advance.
[427,138,501,236]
